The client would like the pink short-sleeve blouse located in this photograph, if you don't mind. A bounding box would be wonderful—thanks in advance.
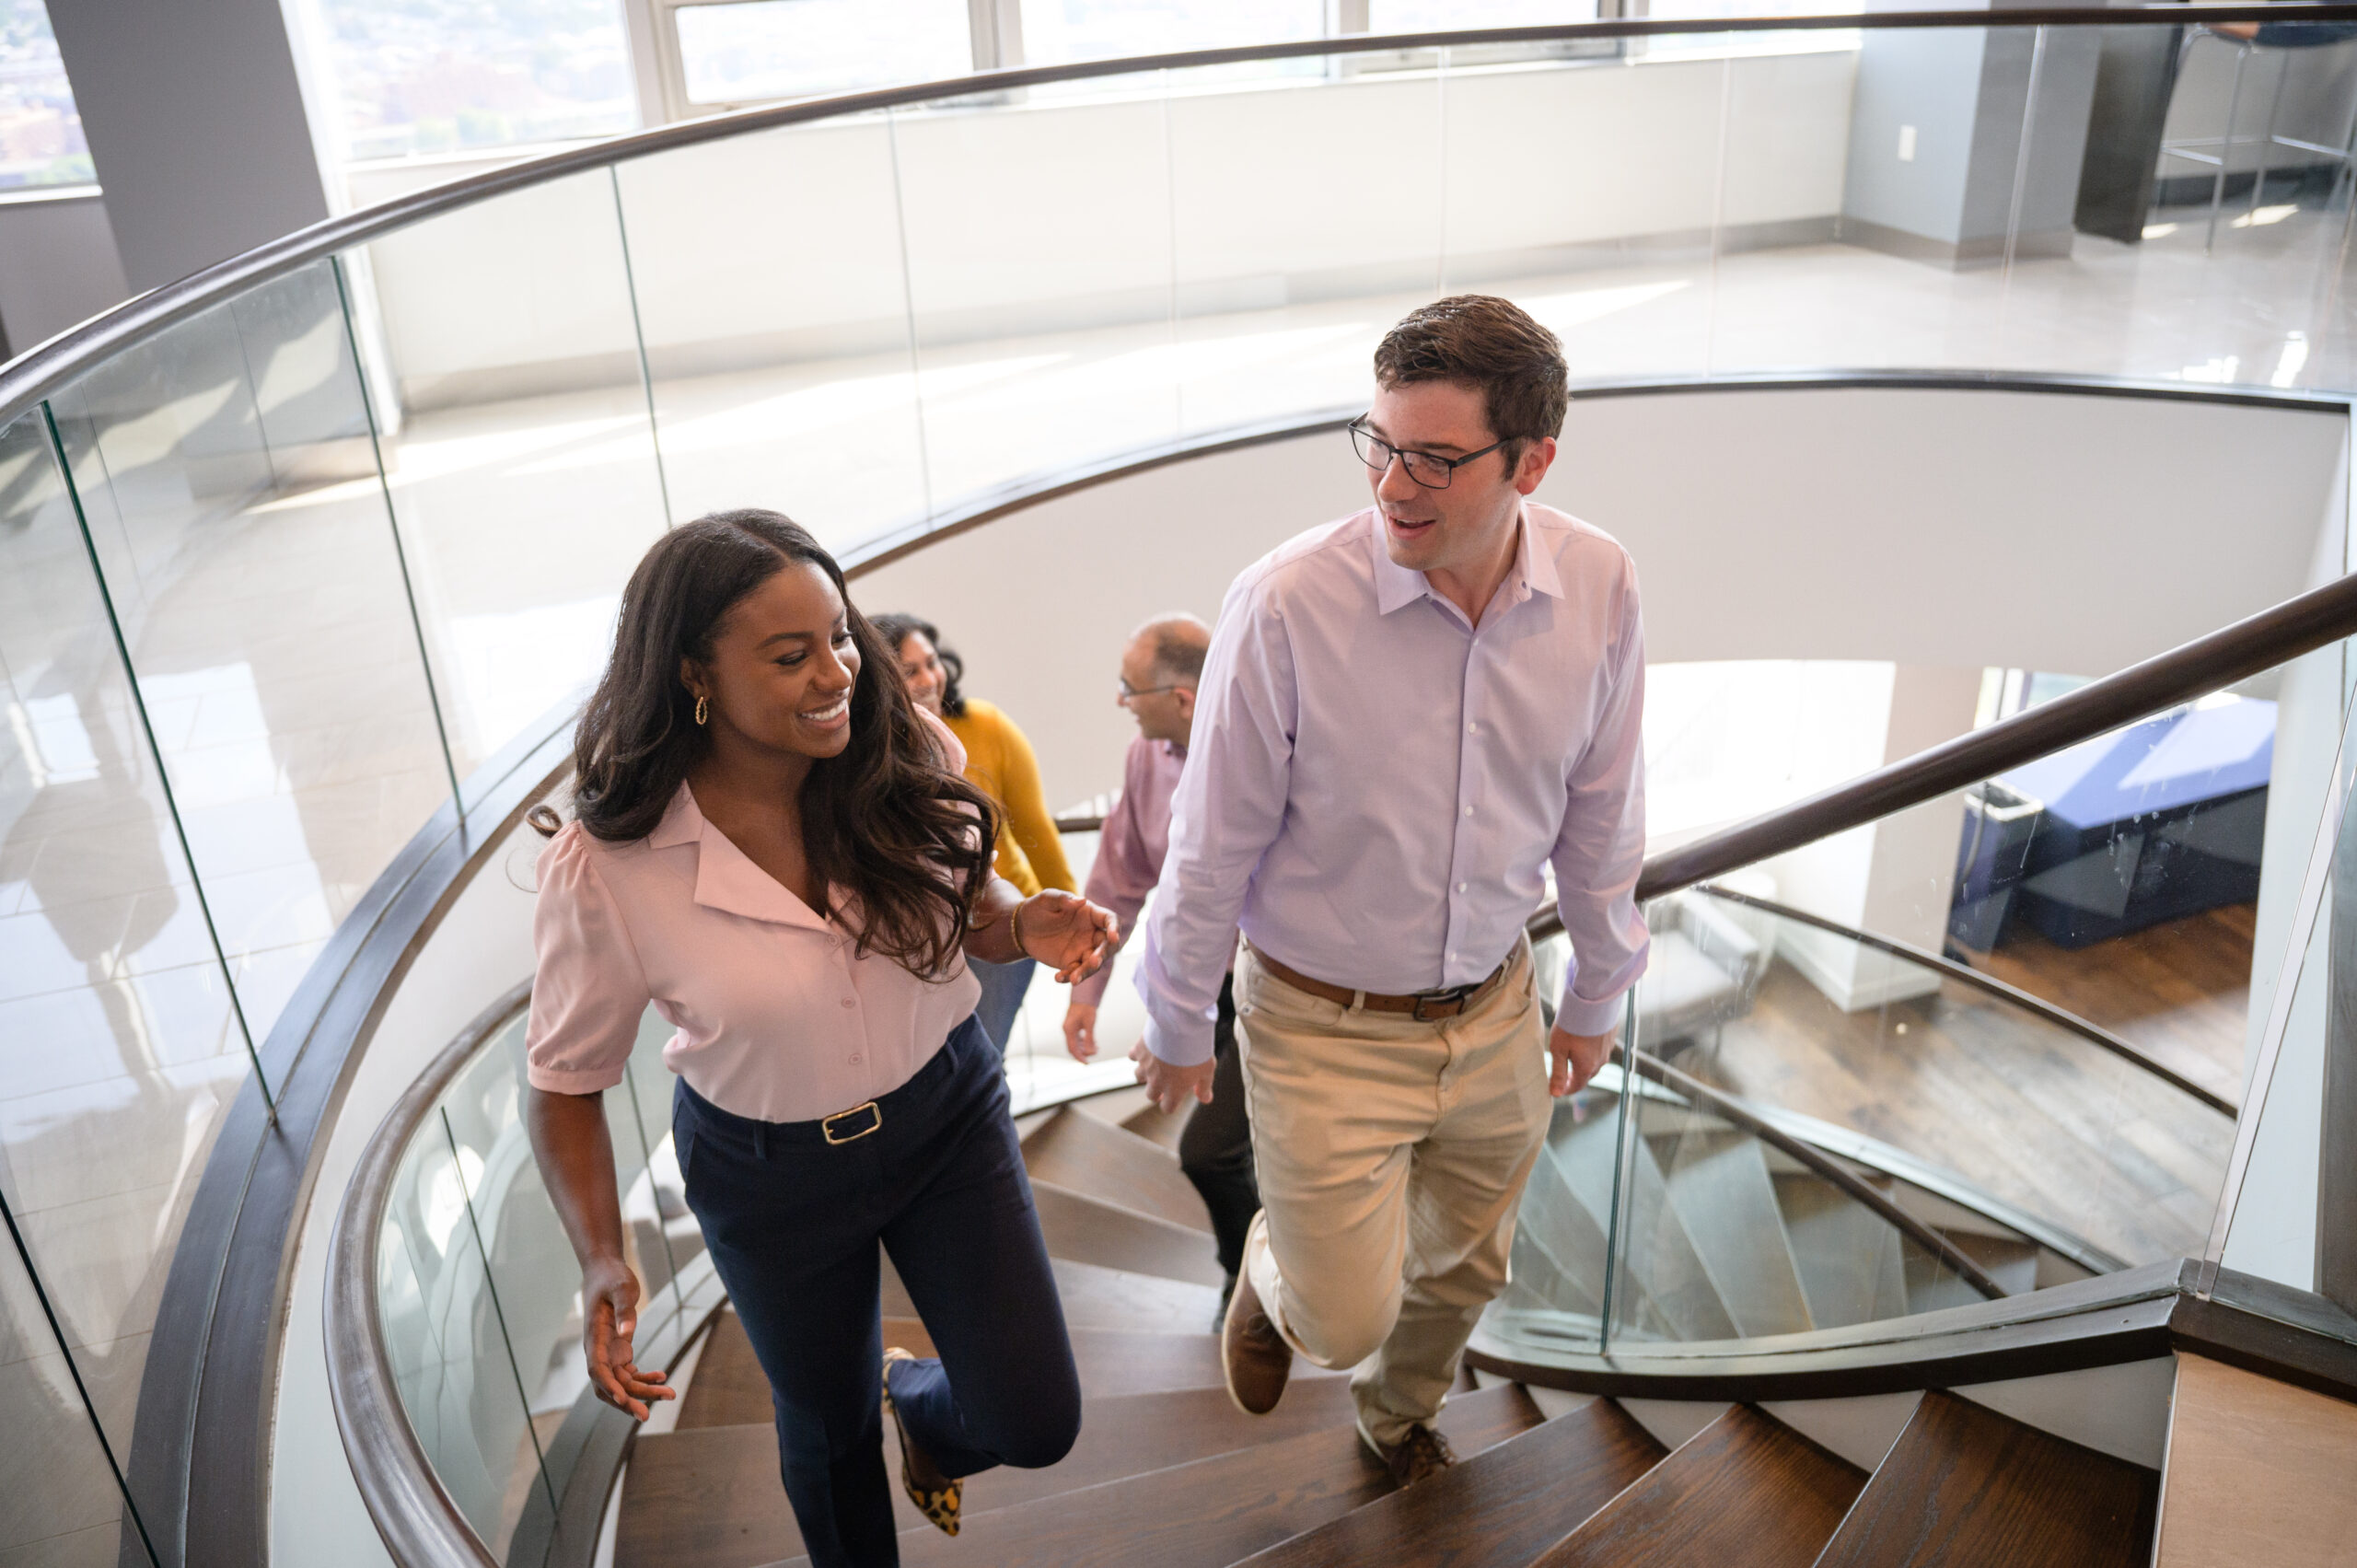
[525,720,985,1123]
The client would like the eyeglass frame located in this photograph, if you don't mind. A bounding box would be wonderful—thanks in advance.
[1117,677,1187,703]
[1349,417,1513,490]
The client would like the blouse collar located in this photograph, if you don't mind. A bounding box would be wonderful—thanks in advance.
[650,782,830,932]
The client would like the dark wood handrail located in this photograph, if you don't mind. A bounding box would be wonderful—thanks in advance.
[1634,568,2357,901]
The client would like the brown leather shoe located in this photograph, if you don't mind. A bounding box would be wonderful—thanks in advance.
[1221,1256,1293,1415]
[1366,1423,1457,1489]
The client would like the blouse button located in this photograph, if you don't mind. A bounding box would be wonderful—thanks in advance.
[840,996,856,1008]
[849,1052,863,1064]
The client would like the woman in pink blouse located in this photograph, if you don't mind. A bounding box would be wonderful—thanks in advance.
[525,510,1115,1567]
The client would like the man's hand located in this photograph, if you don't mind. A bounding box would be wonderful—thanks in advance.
[581,1255,675,1421]
[1132,1041,1216,1115]
[1549,1024,1616,1098]
[1063,1002,1099,1063]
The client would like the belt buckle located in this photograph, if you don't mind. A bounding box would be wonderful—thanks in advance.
[1411,985,1474,1023]
[822,1101,882,1145]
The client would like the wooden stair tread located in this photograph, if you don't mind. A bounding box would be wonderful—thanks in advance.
[1031,1177,1226,1287]
[1814,1390,2157,1568]
[1233,1397,1667,1568]
[771,1382,1545,1568]
[1527,1403,1865,1568]
[1021,1105,1213,1234]
[633,1379,1370,1568]
[676,1308,772,1430]
[1120,1100,1189,1153]
[685,1309,1314,1416]
[2154,1353,2357,1566]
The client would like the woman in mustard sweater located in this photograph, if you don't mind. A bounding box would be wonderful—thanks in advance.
[873,615,1077,1053]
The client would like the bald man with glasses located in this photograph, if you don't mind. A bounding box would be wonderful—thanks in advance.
[1064,614,1259,1326]
[1134,296,1648,1490]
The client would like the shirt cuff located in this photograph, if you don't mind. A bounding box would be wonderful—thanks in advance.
[527,1063,629,1096]
[1142,1009,1216,1068]
[1553,983,1630,1038]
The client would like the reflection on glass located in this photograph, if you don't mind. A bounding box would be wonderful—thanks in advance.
[348,172,670,780]
[890,78,1182,508]
[615,122,930,553]
[677,0,971,105]
[0,1202,151,1565]
[46,261,454,1041]
[0,409,255,1539]
[376,1003,709,1554]
[378,1094,520,1545]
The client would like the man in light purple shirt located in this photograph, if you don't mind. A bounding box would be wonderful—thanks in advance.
[1135,296,1648,1487]
[1061,615,1258,1323]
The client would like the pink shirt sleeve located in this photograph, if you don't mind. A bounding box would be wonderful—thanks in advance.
[526,824,654,1095]
[1073,740,1161,1008]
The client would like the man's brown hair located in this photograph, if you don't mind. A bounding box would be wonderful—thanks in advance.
[1373,295,1569,469]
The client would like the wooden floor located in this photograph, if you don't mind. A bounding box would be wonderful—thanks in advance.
[1684,950,2235,1266]
[1956,904,2253,1112]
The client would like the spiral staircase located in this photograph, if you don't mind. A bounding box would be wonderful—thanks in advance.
[610,1091,2162,1568]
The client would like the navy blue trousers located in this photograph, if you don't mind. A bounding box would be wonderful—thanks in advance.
[673,1016,1081,1567]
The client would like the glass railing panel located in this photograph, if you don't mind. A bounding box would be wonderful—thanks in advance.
[0,405,261,1539]
[1440,33,1720,384]
[377,1084,532,1550]
[44,259,454,1041]
[1161,52,1443,436]
[342,174,672,781]
[374,995,708,1559]
[0,1200,153,1567]
[2212,655,2357,1316]
[613,119,931,552]
[889,75,1183,506]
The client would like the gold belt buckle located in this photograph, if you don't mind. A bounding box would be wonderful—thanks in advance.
[822,1101,882,1144]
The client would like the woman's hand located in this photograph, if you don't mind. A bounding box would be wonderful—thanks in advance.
[582,1255,676,1422]
[1016,890,1119,982]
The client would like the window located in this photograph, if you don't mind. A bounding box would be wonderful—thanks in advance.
[316,0,639,163]
[671,0,972,107]
[1017,0,1325,69]
[0,0,90,189]
[1365,1,1596,30]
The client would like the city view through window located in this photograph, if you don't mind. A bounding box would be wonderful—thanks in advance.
[316,0,638,162]
[0,0,88,188]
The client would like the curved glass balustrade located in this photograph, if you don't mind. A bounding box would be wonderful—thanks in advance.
[1489,628,2357,1367]
[376,999,713,1561]
[6,14,2357,1563]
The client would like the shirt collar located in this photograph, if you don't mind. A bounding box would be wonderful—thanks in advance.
[652,782,830,931]
[1369,504,1563,616]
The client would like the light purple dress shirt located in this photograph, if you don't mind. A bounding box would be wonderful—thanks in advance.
[1138,502,1650,1067]
[1071,736,1190,1010]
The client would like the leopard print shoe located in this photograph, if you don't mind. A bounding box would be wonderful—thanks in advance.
[881,1347,962,1536]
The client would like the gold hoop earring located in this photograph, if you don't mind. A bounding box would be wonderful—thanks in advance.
[694,694,709,726]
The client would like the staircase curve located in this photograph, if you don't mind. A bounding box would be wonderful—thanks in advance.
[9,9,2357,1568]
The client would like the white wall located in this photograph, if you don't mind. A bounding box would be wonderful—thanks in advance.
[360,49,1859,408]
[858,387,2347,814]
[0,190,131,358]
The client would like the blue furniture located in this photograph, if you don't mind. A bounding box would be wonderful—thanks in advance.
[1991,697,2275,949]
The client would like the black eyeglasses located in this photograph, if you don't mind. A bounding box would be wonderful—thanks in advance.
[1350,419,1509,489]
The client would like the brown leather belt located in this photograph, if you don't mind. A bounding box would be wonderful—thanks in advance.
[1247,943,1512,1022]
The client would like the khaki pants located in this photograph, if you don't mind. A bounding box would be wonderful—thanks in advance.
[1235,936,1550,1449]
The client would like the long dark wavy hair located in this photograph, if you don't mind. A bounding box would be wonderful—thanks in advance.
[571,510,998,980]
[869,613,969,719]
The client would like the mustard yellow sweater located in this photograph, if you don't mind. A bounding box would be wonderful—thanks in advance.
[944,698,1075,899]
